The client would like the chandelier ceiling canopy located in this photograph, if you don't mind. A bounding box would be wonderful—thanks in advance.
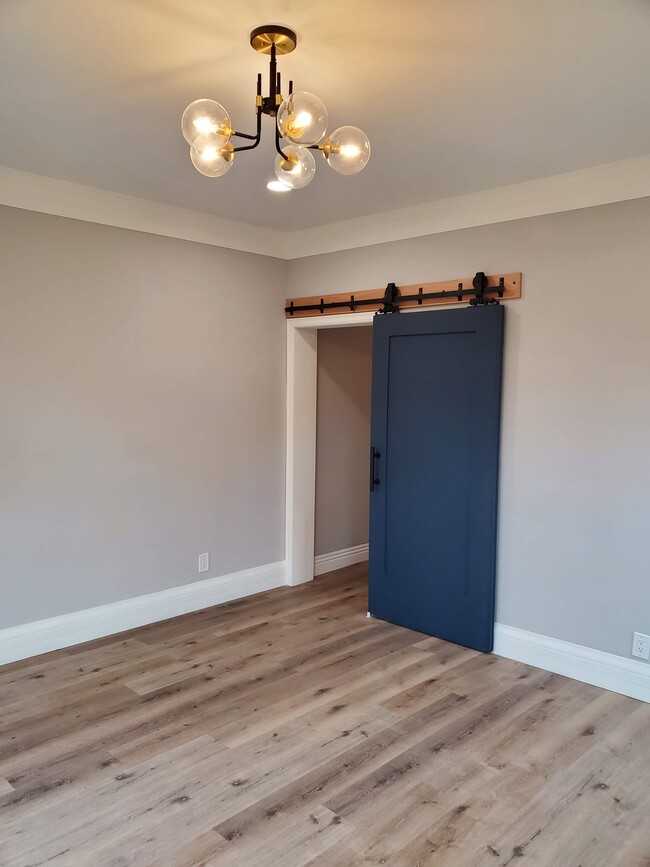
[181,25,371,191]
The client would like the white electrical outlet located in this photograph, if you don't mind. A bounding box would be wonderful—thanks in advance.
[632,632,650,660]
[198,553,209,574]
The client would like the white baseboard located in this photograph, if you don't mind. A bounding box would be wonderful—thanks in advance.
[494,623,650,703]
[314,543,369,576]
[0,561,287,666]
[3,561,647,705]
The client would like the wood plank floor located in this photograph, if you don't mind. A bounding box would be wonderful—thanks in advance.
[1,563,649,866]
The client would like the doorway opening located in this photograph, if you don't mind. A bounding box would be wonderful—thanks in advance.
[314,325,373,579]
[285,312,374,587]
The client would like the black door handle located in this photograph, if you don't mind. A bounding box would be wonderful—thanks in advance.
[370,446,381,491]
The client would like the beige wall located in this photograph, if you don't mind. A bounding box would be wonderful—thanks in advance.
[0,206,287,629]
[288,198,650,659]
[315,327,372,556]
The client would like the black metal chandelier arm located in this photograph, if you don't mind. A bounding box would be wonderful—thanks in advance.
[275,121,289,161]
[231,101,263,153]
[231,140,260,153]
[231,129,261,153]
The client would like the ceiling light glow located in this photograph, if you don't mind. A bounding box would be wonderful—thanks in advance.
[267,179,291,192]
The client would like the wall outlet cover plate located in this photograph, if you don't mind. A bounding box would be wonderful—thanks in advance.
[632,632,650,660]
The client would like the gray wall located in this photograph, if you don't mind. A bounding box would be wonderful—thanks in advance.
[3,197,649,662]
[287,198,650,659]
[0,206,287,629]
[315,327,372,556]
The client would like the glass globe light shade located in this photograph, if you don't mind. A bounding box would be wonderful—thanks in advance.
[325,126,371,175]
[190,138,234,177]
[274,145,316,189]
[277,91,328,146]
[181,99,231,147]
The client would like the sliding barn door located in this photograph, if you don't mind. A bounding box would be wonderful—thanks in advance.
[368,305,505,652]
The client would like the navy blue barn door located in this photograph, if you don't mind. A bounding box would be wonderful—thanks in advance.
[368,305,505,652]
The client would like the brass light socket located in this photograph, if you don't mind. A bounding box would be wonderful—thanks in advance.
[318,139,341,158]
[279,150,298,172]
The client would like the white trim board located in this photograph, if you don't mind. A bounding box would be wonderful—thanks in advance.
[285,311,374,589]
[2,155,649,259]
[287,155,650,258]
[0,561,286,665]
[314,543,369,576]
[0,166,285,258]
[494,623,650,703]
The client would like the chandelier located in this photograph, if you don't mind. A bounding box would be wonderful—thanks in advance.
[181,25,371,191]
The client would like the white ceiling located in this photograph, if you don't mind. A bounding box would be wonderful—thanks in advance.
[0,0,648,232]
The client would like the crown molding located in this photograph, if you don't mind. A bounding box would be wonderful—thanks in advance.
[286,154,650,258]
[1,156,649,261]
[0,166,286,258]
